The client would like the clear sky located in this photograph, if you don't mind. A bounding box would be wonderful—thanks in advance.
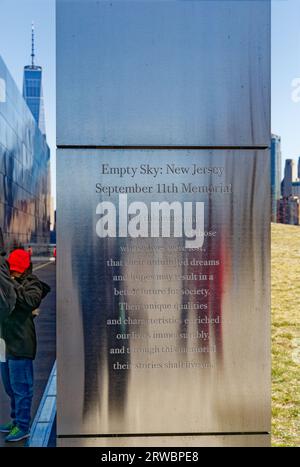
[272,0,300,166]
[0,0,56,204]
[0,0,299,209]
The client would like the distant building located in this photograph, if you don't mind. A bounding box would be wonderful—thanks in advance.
[278,197,300,226]
[281,159,297,198]
[279,156,300,225]
[292,181,300,197]
[298,157,300,179]
[22,23,46,135]
[271,134,282,222]
[0,51,50,249]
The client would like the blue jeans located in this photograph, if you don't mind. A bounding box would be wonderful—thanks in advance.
[0,358,33,432]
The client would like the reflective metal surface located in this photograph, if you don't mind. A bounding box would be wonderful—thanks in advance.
[56,0,270,147]
[57,434,271,448]
[57,149,270,435]
[57,0,271,442]
[0,55,50,249]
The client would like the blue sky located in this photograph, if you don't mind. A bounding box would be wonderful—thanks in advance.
[272,0,300,165]
[0,0,299,207]
[0,0,56,203]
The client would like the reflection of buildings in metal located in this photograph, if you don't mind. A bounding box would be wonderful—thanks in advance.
[0,56,50,250]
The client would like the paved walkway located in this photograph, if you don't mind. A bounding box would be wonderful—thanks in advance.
[0,262,56,447]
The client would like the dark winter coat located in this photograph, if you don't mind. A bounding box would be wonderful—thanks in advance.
[0,256,16,324]
[1,265,50,359]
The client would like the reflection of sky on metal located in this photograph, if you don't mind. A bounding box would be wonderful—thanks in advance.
[57,0,270,147]
[0,56,50,249]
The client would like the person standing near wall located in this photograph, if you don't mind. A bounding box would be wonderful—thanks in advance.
[0,249,50,442]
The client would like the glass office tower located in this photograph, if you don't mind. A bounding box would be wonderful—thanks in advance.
[22,24,46,135]
[23,66,46,136]
[0,55,50,250]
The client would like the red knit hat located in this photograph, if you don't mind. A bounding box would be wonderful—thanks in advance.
[8,249,31,274]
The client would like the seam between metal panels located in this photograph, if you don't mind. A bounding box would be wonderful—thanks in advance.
[57,145,270,151]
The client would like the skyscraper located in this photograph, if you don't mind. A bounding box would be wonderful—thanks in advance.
[271,134,282,222]
[282,159,297,198]
[278,157,300,225]
[23,23,46,136]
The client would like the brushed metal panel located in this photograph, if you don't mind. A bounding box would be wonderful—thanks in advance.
[56,0,270,147]
[57,149,270,435]
[57,434,271,447]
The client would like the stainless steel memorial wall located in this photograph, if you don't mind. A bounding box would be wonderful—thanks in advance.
[57,0,271,447]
